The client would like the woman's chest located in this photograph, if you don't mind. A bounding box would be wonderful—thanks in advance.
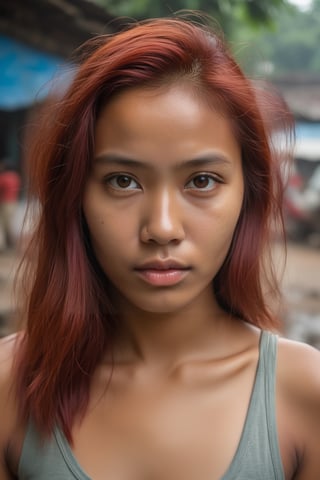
[70,371,256,480]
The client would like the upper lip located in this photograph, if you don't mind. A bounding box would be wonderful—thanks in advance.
[134,259,190,270]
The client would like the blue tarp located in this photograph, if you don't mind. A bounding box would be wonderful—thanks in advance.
[0,34,72,111]
[296,121,320,140]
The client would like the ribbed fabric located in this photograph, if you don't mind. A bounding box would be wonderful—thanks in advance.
[18,331,284,480]
[221,331,284,479]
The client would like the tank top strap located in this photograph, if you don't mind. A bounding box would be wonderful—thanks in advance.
[18,331,285,480]
[222,330,285,479]
[259,331,280,461]
[18,419,90,479]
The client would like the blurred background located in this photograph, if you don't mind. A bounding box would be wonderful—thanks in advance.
[0,0,319,346]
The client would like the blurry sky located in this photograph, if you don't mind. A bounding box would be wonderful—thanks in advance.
[288,0,312,9]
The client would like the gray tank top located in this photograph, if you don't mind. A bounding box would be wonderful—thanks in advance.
[18,331,285,479]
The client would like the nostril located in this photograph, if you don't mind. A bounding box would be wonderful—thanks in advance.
[140,224,185,245]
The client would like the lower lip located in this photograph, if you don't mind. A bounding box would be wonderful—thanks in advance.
[135,269,189,286]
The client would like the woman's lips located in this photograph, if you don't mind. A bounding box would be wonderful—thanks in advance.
[134,259,191,286]
[135,268,190,286]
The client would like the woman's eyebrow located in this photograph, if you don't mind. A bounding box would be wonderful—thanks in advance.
[94,153,233,169]
[94,154,146,169]
[180,155,232,168]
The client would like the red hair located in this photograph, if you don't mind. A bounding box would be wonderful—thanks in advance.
[15,16,293,441]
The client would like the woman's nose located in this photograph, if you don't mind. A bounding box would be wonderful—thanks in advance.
[140,189,185,245]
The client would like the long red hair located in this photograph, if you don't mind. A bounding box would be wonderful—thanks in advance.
[15,16,293,441]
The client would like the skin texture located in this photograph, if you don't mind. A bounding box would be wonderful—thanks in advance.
[0,85,320,479]
[83,85,244,349]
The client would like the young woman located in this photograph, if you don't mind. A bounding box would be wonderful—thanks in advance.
[0,16,319,480]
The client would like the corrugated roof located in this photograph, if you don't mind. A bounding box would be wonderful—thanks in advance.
[272,75,320,121]
[0,0,120,58]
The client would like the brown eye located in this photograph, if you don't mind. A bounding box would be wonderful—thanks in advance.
[106,174,141,190]
[117,175,132,188]
[193,175,211,188]
[185,174,217,191]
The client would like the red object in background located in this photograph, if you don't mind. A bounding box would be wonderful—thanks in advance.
[0,170,21,202]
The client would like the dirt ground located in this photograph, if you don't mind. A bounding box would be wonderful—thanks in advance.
[277,241,320,348]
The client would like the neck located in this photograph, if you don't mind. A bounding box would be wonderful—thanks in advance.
[110,289,233,368]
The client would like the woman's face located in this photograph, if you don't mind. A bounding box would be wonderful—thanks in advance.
[83,84,244,315]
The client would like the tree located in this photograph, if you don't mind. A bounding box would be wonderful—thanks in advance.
[94,0,289,35]
[232,0,320,75]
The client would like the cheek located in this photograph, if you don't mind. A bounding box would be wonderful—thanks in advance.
[83,202,135,260]
[86,214,115,249]
[197,195,243,238]
[195,221,236,258]
[193,198,243,263]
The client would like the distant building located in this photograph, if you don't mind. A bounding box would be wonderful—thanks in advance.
[272,74,320,173]
[0,0,118,173]
[272,74,320,122]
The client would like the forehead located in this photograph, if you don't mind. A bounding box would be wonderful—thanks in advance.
[96,83,229,134]
[94,84,241,167]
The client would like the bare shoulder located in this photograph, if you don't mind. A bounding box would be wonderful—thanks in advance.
[277,337,320,478]
[0,333,18,402]
[277,336,320,401]
[0,332,19,377]
[0,333,20,425]
[0,334,20,477]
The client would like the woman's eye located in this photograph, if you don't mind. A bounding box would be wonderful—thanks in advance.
[185,174,217,191]
[106,174,141,190]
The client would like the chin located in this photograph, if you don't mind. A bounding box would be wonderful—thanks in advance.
[128,294,198,317]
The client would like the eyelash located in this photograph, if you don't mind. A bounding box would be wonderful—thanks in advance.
[104,173,221,192]
[105,174,141,190]
[185,174,220,191]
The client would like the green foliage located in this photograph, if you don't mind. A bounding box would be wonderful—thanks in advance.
[94,0,288,33]
[232,0,320,75]
[94,0,318,75]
